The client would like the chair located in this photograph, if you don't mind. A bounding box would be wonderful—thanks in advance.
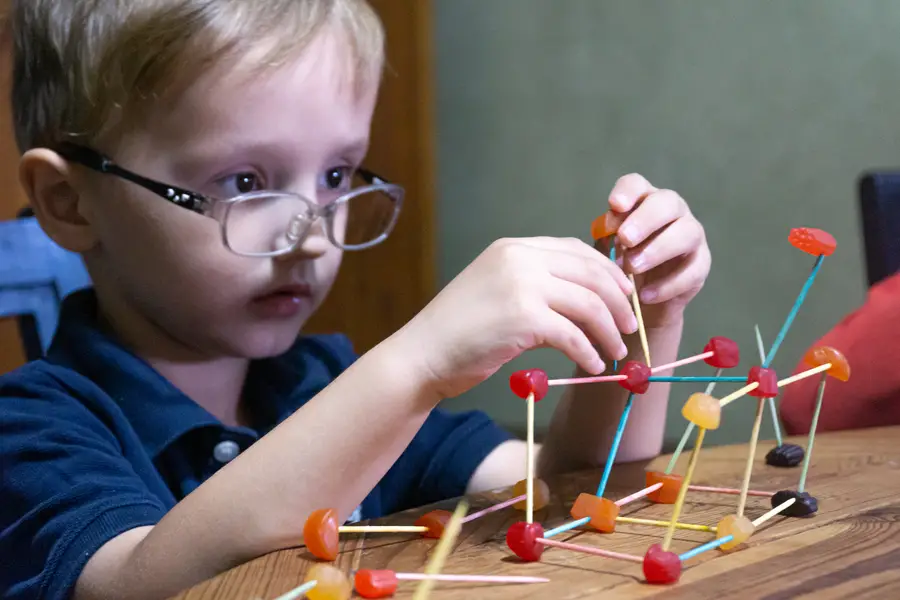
[0,211,91,361]
[859,171,900,288]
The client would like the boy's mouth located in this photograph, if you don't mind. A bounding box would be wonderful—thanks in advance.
[251,283,314,318]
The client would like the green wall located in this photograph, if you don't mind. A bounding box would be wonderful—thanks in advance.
[432,1,900,449]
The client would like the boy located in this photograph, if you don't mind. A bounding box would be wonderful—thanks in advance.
[0,1,711,599]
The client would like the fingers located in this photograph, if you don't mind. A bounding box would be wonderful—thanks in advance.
[638,245,711,305]
[545,252,638,335]
[608,173,658,213]
[519,236,633,295]
[625,213,705,275]
[542,279,629,362]
[536,311,606,375]
[617,189,689,249]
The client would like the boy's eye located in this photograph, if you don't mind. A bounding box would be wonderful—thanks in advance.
[218,172,264,197]
[322,167,352,192]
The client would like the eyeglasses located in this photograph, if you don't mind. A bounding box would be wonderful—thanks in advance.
[55,143,404,257]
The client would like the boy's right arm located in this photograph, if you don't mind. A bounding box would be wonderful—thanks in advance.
[70,237,635,600]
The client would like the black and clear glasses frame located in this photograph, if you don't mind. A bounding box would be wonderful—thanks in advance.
[55,143,405,257]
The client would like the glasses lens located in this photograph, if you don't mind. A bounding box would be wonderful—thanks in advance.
[224,194,312,255]
[331,186,400,249]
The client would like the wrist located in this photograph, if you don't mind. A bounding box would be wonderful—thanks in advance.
[369,325,445,410]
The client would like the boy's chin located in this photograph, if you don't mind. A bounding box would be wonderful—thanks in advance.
[232,324,306,359]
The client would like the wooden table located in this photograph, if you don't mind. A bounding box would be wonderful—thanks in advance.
[174,426,900,599]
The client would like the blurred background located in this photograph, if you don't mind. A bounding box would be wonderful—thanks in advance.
[2,0,899,450]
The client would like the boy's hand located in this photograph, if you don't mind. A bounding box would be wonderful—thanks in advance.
[402,237,639,399]
[600,173,710,329]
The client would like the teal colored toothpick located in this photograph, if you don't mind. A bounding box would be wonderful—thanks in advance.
[649,376,744,383]
[755,324,784,447]
[798,373,827,493]
[596,393,634,497]
[763,255,825,368]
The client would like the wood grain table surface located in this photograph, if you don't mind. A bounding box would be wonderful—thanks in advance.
[173,426,900,599]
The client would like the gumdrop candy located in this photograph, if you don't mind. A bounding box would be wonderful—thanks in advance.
[772,490,818,517]
[570,493,619,533]
[643,543,682,584]
[512,478,550,511]
[789,227,836,257]
[645,471,684,504]
[765,443,805,467]
[619,360,651,394]
[305,563,352,600]
[591,211,623,241]
[415,510,452,539]
[716,514,755,551]
[304,508,340,561]
[747,366,778,398]
[506,521,545,562]
[681,393,721,430]
[703,336,740,369]
[509,369,549,401]
[803,346,850,382]
[354,569,399,599]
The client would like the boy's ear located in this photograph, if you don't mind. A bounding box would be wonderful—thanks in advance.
[19,148,99,253]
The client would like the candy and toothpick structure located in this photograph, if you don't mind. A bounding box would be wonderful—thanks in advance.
[502,222,845,585]
[297,221,844,593]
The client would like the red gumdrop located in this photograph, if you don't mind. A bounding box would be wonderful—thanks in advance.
[643,543,682,584]
[789,227,837,257]
[355,569,399,599]
[703,337,740,369]
[747,366,778,398]
[506,522,545,562]
[509,369,549,402]
[618,361,651,394]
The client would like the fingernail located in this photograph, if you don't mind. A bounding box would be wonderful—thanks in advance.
[618,342,629,359]
[630,253,645,272]
[611,193,628,208]
[628,313,638,333]
[619,225,636,244]
[592,357,607,374]
[641,289,658,303]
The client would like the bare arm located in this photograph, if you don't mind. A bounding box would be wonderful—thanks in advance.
[75,332,440,600]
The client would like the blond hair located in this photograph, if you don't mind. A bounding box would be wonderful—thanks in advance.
[6,0,384,152]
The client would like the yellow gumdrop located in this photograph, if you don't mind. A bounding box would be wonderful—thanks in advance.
[681,393,721,430]
[512,478,550,511]
[305,563,352,600]
[716,514,755,551]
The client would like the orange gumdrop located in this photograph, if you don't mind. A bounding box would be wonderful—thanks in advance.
[803,346,850,382]
[570,493,620,533]
[303,508,339,561]
[789,227,837,257]
[512,478,550,511]
[415,509,451,539]
[590,212,623,241]
[645,471,684,504]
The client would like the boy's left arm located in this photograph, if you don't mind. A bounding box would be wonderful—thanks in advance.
[468,174,711,492]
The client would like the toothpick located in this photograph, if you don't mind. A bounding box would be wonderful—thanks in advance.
[650,376,745,383]
[526,392,535,523]
[412,500,468,600]
[339,526,429,533]
[536,537,644,564]
[616,516,716,532]
[777,363,831,387]
[756,324,785,447]
[798,373,827,493]
[650,351,714,374]
[678,535,733,561]
[719,382,760,407]
[462,495,526,524]
[547,374,627,386]
[662,427,706,551]
[688,485,773,497]
[753,497,797,526]
[763,255,825,368]
[737,396,765,518]
[629,274,651,367]
[396,573,549,584]
[609,238,619,372]
[272,581,317,600]
[615,483,662,506]
[666,371,721,474]
[595,393,635,497]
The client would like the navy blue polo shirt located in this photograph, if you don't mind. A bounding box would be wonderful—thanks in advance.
[0,289,513,600]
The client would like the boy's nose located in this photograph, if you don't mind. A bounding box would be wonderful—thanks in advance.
[278,215,330,261]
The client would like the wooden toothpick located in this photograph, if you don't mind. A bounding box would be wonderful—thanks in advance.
[526,392,535,523]
[755,324,785,448]
[662,427,706,551]
[737,396,765,518]
[629,274,651,367]
[411,499,468,600]
[798,373,827,493]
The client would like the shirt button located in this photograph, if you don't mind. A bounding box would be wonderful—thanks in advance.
[213,440,241,464]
